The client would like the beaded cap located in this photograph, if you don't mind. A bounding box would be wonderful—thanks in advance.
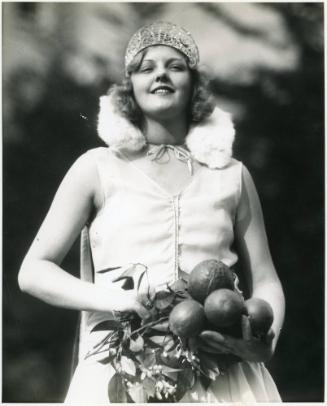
[125,21,199,72]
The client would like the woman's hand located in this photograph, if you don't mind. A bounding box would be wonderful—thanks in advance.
[110,269,156,321]
[198,315,275,363]
[120,288,156,321]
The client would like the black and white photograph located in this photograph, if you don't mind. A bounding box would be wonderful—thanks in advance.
[2,2,324,404]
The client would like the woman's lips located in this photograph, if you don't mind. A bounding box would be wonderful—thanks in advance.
[151,86,174,94]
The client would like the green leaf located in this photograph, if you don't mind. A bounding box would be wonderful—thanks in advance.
[161,364,182,381]
[121,356,137,376]
[98,266,121,274]
[151,320,169,332]
[127,384,147,403]
[161,365,183,373]
[181,368,196,388]
[143,377,156,398]
[174,368,196,401]
[91,320,120,332]
[142,352,156,368]
[112,264,146,290]
[108,373,128,403]
[129,335,144,353]
[199,374,212,390]
[200,352,220,373]
[148,335,167,346]
[163,337,177,352]
[136,270,146,291]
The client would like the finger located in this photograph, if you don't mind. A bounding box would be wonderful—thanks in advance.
[241,314,252,340]
[188,337,199,352]
[148,286,156,302]
[134,302,152,320]
[197,338,230,354]
[265,328,275,344]
[200,330,226,344]
[137,293,152,310]
[199,331,232,353]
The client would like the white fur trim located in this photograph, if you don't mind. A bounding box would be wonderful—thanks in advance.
[97,95,235,168]
[97,96,146,151]
[185,107,235,169]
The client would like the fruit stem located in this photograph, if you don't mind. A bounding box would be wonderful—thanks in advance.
[131,316,169,337]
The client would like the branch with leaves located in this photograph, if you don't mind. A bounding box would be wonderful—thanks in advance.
[86,263,240,402]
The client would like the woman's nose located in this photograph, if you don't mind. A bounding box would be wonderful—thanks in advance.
[154,67,169,82]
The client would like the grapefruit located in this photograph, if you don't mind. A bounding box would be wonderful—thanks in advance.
[188,259,235,303]
[204,289,245,328]
[168,299,206,338]
[245,298,274,336]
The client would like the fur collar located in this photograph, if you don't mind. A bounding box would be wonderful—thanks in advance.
[97,95,235,169]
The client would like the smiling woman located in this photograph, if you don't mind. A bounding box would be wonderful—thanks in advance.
[18,21,285,404]
[130,46,193,126]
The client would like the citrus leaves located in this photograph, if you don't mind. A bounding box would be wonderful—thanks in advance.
[129,335,144,353]
[121,356,137,376]
[108,374,128,403]
[90,261,244,403]
[112,263,148,291]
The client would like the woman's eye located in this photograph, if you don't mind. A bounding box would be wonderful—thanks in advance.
[170,65,185,71]
[139,66,153,73]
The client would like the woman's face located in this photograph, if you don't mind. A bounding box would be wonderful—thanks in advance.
[130,45,193,121]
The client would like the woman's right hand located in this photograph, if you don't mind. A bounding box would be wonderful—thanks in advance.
[111,288,155,321]
[103,272,156,321]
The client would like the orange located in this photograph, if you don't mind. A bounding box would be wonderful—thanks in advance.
[188,259,234,303]
[245,298,274,336]
[204,289,245,328]
[168,299,205,338]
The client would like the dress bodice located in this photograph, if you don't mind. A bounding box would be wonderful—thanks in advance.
[79,147,243,348]
[87,147,242,288]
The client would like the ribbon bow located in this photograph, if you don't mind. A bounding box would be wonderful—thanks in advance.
[147,144,193,175]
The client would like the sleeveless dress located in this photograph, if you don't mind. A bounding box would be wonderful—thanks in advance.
[65,147,281,404]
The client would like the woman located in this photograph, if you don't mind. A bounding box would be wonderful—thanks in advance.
[18,21,285,403]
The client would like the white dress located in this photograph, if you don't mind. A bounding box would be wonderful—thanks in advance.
[65,147,281,404]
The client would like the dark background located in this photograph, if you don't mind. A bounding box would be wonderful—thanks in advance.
[3,2,324,402]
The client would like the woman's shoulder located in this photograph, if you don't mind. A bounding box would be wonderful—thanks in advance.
[64,147,111,209]
[80,146,109,161]
[64,147,110,192]
[227,158,255,190]
[229,157,242,167]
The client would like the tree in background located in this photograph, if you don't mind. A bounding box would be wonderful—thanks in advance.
[3,3,324,402]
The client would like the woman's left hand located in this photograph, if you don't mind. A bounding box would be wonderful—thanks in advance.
[198,315,275,363]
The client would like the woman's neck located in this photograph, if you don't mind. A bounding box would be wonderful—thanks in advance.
[143,116,188,145]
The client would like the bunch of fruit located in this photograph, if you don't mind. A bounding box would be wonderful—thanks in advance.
[90,260,275,402]
[169,259,274,341]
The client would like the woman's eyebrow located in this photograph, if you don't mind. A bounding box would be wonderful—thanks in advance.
[141,57,186,64]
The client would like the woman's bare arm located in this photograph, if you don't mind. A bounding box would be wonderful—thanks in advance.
[199,164,285,361]
[235,165,285,350]
[18,152,150,318]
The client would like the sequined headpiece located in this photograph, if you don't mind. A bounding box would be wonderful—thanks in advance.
[125,21,199,73]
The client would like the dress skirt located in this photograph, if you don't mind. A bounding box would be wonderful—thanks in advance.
[65,330,281,405]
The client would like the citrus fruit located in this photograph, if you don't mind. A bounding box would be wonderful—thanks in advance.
[204,289,246,328]
[168,299,205,338]
[245,298,274,336]
[188,259,234,303]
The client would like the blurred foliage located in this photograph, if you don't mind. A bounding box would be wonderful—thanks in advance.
[3,2,324,402]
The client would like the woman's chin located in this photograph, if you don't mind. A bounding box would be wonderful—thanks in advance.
[144,104,185,121]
